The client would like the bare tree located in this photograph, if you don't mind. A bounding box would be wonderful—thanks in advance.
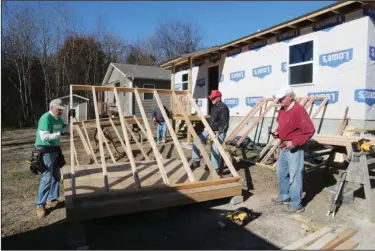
[152,20,204,63]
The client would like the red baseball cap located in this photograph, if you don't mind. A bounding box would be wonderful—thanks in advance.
[208,90,222,99]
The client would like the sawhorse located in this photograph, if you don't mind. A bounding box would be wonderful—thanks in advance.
[345,152,375,223]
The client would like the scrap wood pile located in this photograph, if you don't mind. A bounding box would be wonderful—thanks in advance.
[283,225,359,250]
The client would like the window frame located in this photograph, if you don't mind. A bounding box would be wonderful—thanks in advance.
[181,73,188,90]
[143,84,155,100]
[286,38,317,87]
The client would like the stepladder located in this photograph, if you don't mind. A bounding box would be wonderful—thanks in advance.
[345,152,375,223]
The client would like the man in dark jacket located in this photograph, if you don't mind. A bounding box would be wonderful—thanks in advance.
[190,90,230,176]
[152,105,170,144]
[271,86,315,214]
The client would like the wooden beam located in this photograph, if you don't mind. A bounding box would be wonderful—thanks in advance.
[154,90,196,182]
[73,120,91,155]
[69,85,76,195]
[81,121,98,164]
[109,118,128,158]
[172,91,220,180]
[72,84,188,95]
[134,89,169,184]
[133,116,148,142]
[91,86,109,192]
[124,122,150,161]
[187,57,193,143]
[114,88,141,188]
[322,228,358,250]
[282,226,335,250]
[186,92,239,178]
[100,129,116,163]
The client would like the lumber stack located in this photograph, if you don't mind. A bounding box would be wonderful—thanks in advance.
[283,226,359,250]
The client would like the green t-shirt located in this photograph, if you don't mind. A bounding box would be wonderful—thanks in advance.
[35,112,66,147]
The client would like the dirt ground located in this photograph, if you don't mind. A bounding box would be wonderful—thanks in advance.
[1,126,375,249]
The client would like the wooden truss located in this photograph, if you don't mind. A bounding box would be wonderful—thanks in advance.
[224,95,330,170]
[64,85,242,221]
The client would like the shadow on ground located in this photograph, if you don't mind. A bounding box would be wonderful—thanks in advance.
[2,198,280,250]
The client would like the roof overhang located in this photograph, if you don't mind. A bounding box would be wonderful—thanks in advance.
[160,1,372,70]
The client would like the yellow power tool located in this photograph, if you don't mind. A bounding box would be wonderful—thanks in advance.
[225,207,254,225]
[351,138,375,153]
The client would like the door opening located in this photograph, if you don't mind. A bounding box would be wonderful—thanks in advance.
[208,65,219,114]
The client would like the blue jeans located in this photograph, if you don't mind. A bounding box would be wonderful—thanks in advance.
[192,131,226,171]
[157,122,167,142]
[277,146,305,209]
[36,152,61,208]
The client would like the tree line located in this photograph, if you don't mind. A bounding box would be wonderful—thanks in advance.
[1,2,203,128]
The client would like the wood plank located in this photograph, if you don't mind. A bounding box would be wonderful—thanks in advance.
[91,86,109,192]
[305,232,337,249]
[282,226,335,250]
[66,182,242,221]
[81,121,98,164]
[332,237,359,250]
[108,118,128,157]
[322,228,358,250]
[69,85,76,195]
[186,92,239,178]
[124,122,150,160]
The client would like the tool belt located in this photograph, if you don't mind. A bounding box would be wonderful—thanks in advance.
[29,146,66,174]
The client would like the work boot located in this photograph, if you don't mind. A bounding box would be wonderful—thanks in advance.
[36,207,46,219]
[271,197,291,205]
[281,205,305,214]
[161,139,166,144]
[47,200,65,209]
[190,161,200,169]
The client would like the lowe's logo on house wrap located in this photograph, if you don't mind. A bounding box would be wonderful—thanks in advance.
[230,70,245,82]
[307,91,339,106]
[276,30,300,43]
[227,48,241,57]
[354,89,375,106]
[253,65,272,79]
[319,48,353,68]
[312,16,344,32]
[246,96,263,107]
[281,62,287,73]
[196,78,205,87]
[196,100,203,107]
[248,40,267,51]
[363,8,375,20]
[369,46,375,62]
[224,98,239,109]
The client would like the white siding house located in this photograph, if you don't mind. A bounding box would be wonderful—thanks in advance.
[162,2,375,143]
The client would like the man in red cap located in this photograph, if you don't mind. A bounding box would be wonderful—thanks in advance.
[190,90,230,176]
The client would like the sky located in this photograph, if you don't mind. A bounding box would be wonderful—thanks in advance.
[7,1,336,47]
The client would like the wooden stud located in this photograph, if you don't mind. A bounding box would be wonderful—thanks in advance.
[333,238,359,250]
[100,129,116,163]
[172,91,220,180]
[134,89,169,184]
[109,118,128,158]
[322,228,358,250]
[154,90,196,182]
[224,98,268,144]
[114,88,141,188]
[305,232,337,249]
[282,226,335,250]
[69,85,76,196]
[73,122,91,155]
[124,122,150,161]
[91,86,109,192]
[81,121,98,164]
[186,92,239,178]
[236,98,279,146]
[133,116,152,145]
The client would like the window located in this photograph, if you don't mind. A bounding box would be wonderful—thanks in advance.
[288,40,314,85]
[182,73,188,90]
[143,84,155,100]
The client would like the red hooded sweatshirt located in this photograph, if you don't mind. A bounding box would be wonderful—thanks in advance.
[275,102,315,148]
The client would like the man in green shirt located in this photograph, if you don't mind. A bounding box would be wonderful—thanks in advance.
[35,99,67,218]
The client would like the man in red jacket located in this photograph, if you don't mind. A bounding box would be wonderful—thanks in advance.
[271,86,315,214]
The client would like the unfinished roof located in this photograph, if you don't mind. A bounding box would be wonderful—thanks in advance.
[112,63,171,81]
[160,1,372,69]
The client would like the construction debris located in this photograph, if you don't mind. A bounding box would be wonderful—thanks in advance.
[283,226,359,250]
